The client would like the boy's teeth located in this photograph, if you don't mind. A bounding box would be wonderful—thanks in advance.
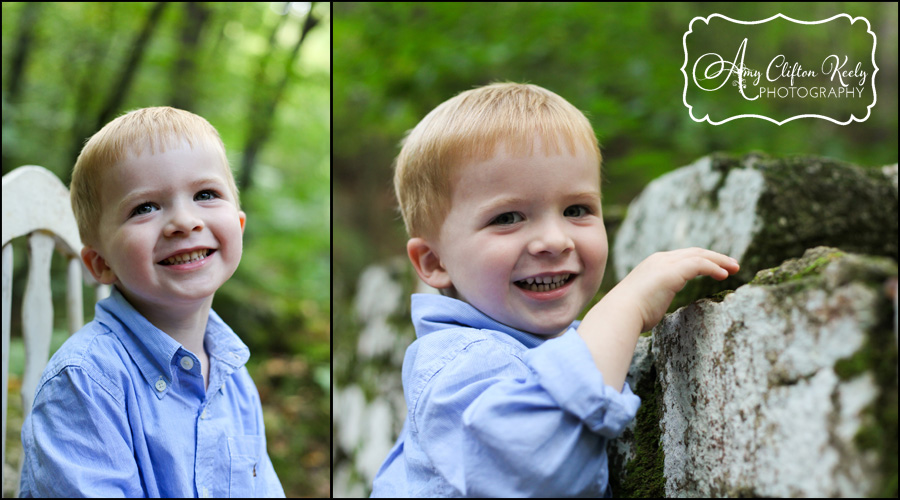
[516,274,571,291]
[162,249,210,265]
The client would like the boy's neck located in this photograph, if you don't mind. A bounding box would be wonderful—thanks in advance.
[117,286,213,366]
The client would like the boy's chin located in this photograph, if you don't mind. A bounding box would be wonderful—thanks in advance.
[524,322,571,337]
[504,315,575,337]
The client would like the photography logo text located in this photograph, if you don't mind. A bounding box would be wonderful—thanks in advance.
[682,14,878,125]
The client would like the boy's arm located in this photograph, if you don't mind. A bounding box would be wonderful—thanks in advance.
[578,248,740,391]
[410,332,640,497]
[19,367,143,497]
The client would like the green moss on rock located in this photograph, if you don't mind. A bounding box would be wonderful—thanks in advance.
[748,247,845,286]
[669,152,898,311]
[837,279,898,498]
[615,363,666,498]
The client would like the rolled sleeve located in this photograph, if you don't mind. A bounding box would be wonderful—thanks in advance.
[408,332,641,497]
[523,328,641,437]
[374,295,645,497]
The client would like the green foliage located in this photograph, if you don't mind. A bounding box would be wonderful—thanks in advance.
[333,2,898,300]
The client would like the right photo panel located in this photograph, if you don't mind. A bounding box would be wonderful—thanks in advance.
[332,3,899,498]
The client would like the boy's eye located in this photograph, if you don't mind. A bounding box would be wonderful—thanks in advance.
[195,190,219,201]
[130,202,158,217]
[490,212,523,226]
[564,205,590,218]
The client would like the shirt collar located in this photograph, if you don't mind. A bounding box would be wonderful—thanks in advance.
[94,287,250,396]
[204,307,251,370]
[410,293,579,349]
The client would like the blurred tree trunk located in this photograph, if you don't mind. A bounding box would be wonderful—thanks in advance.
[66,2,168,184]
[237,3,321,192]
[69,32,111,174]
[2,2,42,175]
[170,2,211,112]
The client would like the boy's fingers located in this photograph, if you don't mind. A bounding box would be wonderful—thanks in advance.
[690,255,735,281]
[685,247,740,273]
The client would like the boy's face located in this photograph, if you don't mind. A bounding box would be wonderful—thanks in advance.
[413,140,608,336]
[82,140,246,313]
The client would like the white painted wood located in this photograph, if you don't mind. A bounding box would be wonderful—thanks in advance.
[21,232,54,422]
[1,166,81,259]
[2,243,12,480]
[66,257,83,335]
[96,283,111,302]
[2,165,110,497]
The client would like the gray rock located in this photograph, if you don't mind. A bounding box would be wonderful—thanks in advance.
[645,247,898,497]
[613,153,899,309]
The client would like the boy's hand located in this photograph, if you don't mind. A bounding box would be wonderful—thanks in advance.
[612,247,740,333]
[577,248,739,391]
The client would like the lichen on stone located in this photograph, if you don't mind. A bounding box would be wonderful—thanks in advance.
[651,246,897,497]
[749,247,897,497]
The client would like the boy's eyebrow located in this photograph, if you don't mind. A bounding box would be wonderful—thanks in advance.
[568,190,602,201]
[117,177,226,212]
[477,191,601,214]
[476,195,529,215]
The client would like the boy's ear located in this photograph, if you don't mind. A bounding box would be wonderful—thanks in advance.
[407,237,452,289]
[81,246,118,285]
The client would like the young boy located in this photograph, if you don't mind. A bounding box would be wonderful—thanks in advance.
[371,83,739,497]
[18,107,284,497]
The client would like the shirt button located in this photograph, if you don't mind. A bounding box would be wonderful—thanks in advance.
[201,408,209,419]
[155,379,167,392]
[180,356,194,370]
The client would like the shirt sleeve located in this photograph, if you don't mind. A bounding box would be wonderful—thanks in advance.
[411,328,641,497]
[19,365,143,497]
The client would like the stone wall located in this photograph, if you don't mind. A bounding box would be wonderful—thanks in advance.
[610,153,898,497]
[613,153,898,310]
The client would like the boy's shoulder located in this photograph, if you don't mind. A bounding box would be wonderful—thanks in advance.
[402,323,530,413]
[36,318,130,404]
[408,323,527,364]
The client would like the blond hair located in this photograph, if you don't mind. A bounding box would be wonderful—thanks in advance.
[393,82,601,239]
[70,106,239,245]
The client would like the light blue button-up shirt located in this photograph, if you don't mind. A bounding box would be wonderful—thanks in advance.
[19,287,284,497]
[371,294,642,498]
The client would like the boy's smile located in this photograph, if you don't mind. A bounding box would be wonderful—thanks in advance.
[83,140,245,315]
[413,139,608,336]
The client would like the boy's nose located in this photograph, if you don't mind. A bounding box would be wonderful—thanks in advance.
[527,219,574,256]
[164,207,204,236]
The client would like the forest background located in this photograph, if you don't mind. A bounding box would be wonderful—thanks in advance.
[333,2,898,495]
[2,2,330,497]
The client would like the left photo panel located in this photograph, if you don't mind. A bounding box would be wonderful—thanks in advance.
[1,2,331,497]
